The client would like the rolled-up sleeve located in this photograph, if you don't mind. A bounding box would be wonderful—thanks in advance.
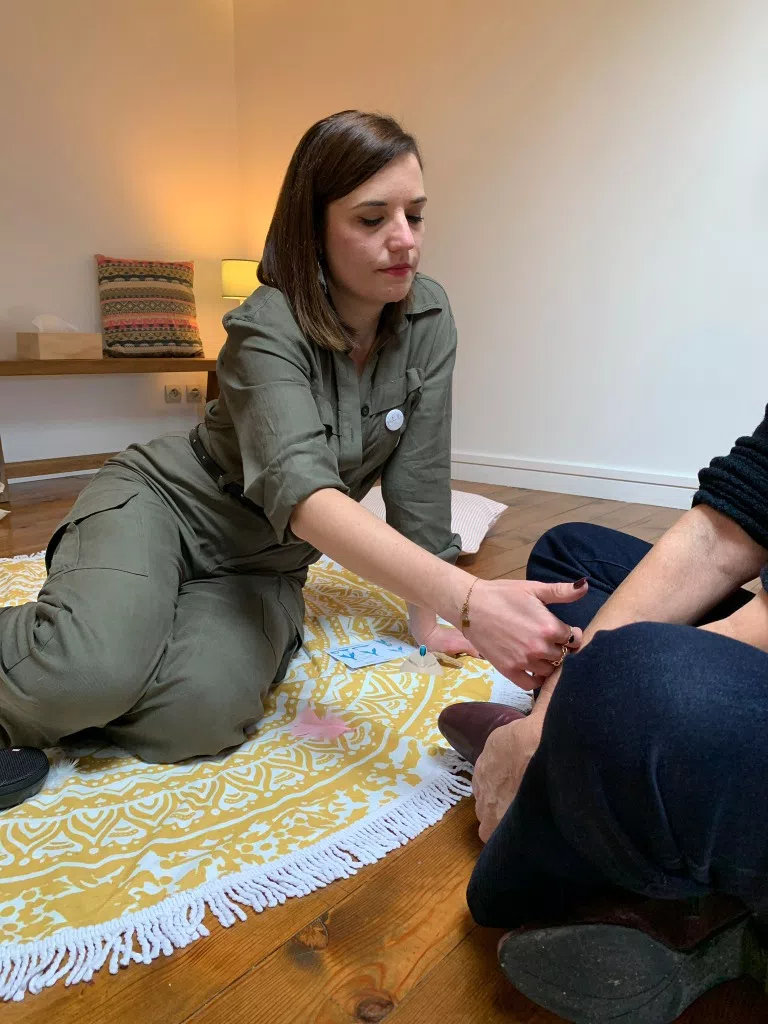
[218,314,348,543]
[692,404,768,591]
[380,306,462,563]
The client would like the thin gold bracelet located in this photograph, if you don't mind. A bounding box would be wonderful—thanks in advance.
[460,578,479,631]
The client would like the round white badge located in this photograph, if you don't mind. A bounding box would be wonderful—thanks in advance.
[385,408,405,432]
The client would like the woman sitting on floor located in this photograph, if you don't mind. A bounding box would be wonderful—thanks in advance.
[0,110,585,799]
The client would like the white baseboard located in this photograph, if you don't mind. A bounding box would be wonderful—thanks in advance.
[450,451,698,509]
[11,469,100,485]
[14,452,697,510]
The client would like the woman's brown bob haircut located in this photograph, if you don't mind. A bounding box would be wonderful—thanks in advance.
[257,110,422,352]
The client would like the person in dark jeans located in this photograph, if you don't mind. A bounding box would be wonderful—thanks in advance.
[458,406,768,1022]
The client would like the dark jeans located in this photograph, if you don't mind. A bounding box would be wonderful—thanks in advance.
[467,523,768,927]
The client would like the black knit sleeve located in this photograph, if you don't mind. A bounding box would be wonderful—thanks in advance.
[693,405,768,591]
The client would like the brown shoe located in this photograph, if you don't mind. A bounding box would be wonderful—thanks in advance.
[497,891,767,1023]
[437,701,527,765]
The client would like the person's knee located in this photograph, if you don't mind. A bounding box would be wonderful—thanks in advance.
[44,645,147,737]
[528,522,614,580]
[529,522,583,567]
[552,622,702,757]
[2,602,149,742]
[534,521,596,552]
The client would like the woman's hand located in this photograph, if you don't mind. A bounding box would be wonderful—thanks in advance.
[419,623,480,657]
[473,714,543,842]
[464,578,587,687]
[291,491,584,684]
[408,603,480,657]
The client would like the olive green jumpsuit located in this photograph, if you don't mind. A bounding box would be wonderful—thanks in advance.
[0,275,461,761]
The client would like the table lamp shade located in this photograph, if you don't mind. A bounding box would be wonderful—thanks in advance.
[221,259,260,300]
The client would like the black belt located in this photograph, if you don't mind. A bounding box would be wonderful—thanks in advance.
[189,425,262,515]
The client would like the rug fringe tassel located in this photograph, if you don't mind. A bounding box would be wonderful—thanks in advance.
[3,551,46,563]
[0,753,472,1001]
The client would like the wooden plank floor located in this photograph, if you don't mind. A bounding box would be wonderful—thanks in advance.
[1,477,765,1023]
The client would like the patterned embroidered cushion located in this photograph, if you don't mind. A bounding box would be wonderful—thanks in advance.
[95,254,204,357]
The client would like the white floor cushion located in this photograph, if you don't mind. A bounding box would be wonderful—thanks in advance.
[360,486,507,555]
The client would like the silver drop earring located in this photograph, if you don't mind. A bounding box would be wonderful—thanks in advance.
[317,261,329,295]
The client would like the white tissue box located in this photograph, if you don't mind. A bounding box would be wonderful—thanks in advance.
[16,332,103,360]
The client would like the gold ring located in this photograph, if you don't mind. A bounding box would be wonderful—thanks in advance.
[551,645,568,668]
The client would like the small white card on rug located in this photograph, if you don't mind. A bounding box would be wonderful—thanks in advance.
[327,637,416,669]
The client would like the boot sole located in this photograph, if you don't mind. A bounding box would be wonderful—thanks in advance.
[0,776,48,809]
[498,914,753,1023]
[0,748,49,809]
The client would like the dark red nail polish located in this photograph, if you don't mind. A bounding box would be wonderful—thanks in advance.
[573,577,588,589]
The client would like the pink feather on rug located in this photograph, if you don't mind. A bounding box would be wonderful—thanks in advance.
[291,707,352,741]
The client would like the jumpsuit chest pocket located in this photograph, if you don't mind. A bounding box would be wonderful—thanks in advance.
[364,368,423,460]
[46,485,149,578]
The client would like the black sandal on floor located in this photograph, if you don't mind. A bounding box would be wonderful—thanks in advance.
[497,893,767,1023]
[0,748,50,810]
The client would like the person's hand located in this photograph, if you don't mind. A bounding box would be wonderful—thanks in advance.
[415,623,480,658]
[408,603,479,658]
[464,578,587,687]
[473,714,543,842]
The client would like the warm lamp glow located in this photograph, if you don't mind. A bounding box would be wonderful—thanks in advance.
[221,258,260,299]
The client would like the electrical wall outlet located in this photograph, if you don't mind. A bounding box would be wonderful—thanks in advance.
[165,385,182,403]
[186,385,203,403]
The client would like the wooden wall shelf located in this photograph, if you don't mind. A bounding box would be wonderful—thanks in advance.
[0,357,217,376]
[0,358,219,502]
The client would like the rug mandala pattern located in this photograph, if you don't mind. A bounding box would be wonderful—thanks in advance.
[0,553,529,977]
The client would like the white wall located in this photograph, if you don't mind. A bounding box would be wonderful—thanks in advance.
[0,0,242,466]
[5,0,767,504]
[233,0,768,507]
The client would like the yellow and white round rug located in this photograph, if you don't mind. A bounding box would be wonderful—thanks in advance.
[0,553,530,1001]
